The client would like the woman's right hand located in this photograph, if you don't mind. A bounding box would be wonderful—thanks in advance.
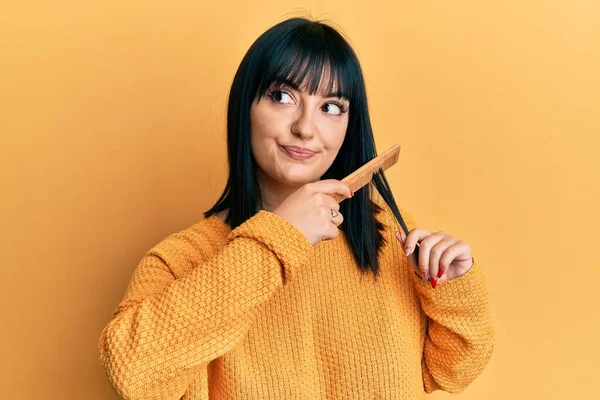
[272,179,353,246]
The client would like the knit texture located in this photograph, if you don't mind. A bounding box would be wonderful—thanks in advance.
[98,196,494,399]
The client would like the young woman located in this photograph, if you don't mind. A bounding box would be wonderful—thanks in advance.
[99,17,494,399]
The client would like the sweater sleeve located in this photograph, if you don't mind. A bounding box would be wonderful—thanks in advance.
[98,211,312,400]
[396,205,495,394]
[414,261,495,394]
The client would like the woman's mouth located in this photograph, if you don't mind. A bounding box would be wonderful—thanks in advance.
[280,146,316,161]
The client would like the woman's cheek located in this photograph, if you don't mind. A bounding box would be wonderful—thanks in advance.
[323,125,347,150]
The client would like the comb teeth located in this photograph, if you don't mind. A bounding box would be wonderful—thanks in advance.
[331,144,401,203]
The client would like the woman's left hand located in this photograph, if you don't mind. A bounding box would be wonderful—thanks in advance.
[396,229,474,288]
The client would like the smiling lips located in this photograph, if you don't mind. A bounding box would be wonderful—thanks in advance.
[281,145,316,160]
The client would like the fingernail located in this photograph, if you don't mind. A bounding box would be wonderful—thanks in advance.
[431,278,437,289]
[396,231,406,243]
[423,271,430,281]
[404,246,412,257]
[437,268,444,278]
[350,190,354,197]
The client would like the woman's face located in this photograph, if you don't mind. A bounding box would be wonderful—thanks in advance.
[250,80,350,188]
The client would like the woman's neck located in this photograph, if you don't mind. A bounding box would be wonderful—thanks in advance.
[256,169,303,212]
[216,171,315,222]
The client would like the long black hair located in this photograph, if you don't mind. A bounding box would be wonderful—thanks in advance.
[204,17,412,277]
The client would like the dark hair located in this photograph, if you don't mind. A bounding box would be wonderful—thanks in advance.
[204,17,412,278]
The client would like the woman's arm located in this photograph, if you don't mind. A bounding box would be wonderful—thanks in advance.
[413,260,495,393]
[399,207,495,394]
[98,211,312,400]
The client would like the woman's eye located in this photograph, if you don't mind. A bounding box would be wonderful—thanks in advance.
[270,90,293,104]
[322,102,344,115]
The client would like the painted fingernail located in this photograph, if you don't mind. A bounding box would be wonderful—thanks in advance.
[404,246,412,256]
[437,268,444,278]
[395,231,402,243]
[423,271,430,281]
[397,231,406,243]
[431,278,437,289]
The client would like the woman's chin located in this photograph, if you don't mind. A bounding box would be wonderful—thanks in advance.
[280,176,314,186]
[277,170,320,186]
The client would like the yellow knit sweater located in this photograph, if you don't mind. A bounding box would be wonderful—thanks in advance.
[98,196,494,399]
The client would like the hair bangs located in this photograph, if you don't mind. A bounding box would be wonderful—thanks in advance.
[255,25,356,102]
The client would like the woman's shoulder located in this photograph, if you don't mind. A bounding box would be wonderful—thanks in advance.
[154,212,231,254]
[193,210,230,237]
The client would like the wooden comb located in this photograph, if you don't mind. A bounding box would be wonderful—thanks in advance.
[331,143,419,260]
[331,144,401,203]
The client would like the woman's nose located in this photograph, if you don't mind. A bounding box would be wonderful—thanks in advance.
[291,107,315,139]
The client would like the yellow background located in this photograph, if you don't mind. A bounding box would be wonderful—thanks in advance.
[2,1,598,398]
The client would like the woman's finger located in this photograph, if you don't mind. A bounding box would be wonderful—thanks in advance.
[396,231,420,275]
[429,235,457,282]
[329,208,344,227]
[309,179,352,200]
[403,229,430,257]
[438,241,473,281]
[417,233,446,283]
[400,229,432,279]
